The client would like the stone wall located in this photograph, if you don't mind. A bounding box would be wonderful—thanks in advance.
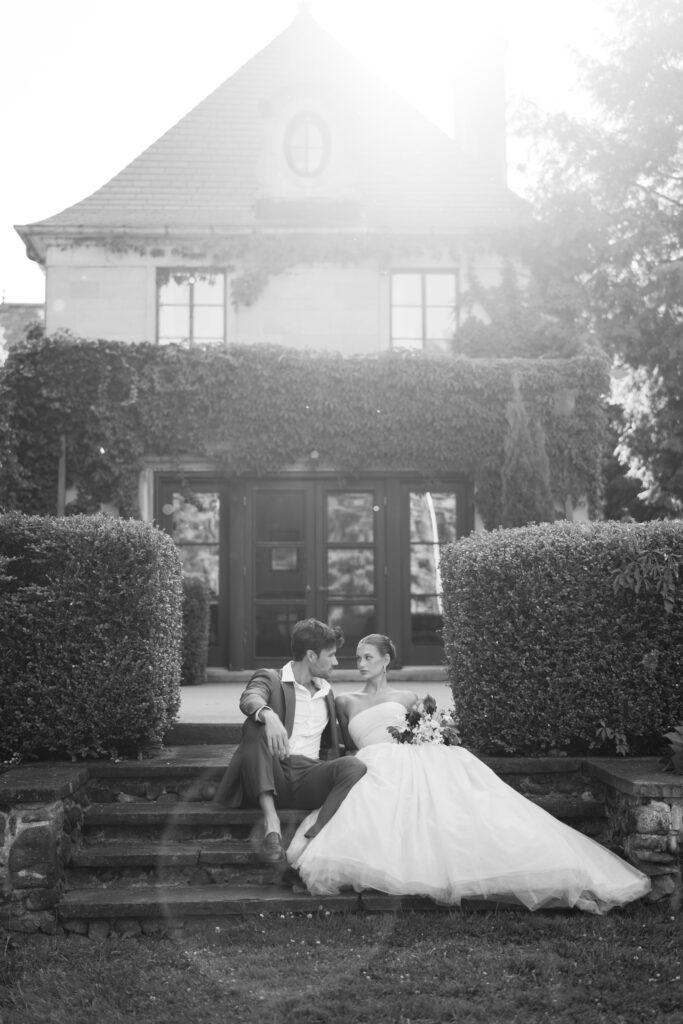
[0,765,88,934]
[0,757,680,934]
[586,758,683,909]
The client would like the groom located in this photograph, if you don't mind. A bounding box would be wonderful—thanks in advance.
[213,618,366,863]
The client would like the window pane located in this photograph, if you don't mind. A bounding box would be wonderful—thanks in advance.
[393,336,423,351]
[327,604,375,650]
[193,306,225,341]
[159,305,190,341]
[410,599,443,646]
[178,545,219,598]
[160,277,191,303]
[392,273,422,305]
[410,492,457,544]
[286,114,328,175]
[426,273,456,306]
[392,308,423,341]
[255,605,306,658]
[426,307,454,341]
[255,547,305,599]
[170,492,220,544]
[424,337,452,354]
[255,490,305,542]
[193,276,224,304]
[410,542,440,597]
[326,493,374,543]
[327,548,374,595]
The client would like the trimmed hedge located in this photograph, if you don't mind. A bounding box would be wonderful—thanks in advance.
[181,573,210,686]
[0,336,609,528]
[0,513,182,761]
[441,520,683,756]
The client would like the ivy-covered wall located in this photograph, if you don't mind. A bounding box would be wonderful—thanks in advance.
[0,335,610,528]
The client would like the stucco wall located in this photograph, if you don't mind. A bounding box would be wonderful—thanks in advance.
[46,260,151,342]
[42,244,509,354]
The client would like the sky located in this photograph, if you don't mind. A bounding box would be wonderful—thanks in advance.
[0,0,617,304]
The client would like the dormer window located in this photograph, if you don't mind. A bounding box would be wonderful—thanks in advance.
[285,112,330,176]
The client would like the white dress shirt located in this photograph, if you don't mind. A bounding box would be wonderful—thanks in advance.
[280,661,331,758]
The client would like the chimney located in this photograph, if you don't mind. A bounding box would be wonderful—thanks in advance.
[452,29,508,186]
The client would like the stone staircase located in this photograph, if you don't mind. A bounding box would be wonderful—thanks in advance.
[57,744,609,936]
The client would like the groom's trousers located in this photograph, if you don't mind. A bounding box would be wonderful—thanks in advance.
[214,718,366,838]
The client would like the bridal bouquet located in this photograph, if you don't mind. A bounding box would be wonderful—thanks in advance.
[388,694,461,746]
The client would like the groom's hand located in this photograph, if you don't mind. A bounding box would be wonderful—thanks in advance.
[261,709,290,758]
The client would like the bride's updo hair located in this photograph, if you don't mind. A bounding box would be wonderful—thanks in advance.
[359,633,397,664]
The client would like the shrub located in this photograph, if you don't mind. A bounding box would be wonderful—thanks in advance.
[181,573,210,686]
[0,513,182,760]
[0,336,608,528]
[441,520,683,756]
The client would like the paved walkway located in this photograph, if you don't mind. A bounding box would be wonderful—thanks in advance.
[178,668,453,723]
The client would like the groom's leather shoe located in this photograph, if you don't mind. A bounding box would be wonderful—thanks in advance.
[259,832,286,864]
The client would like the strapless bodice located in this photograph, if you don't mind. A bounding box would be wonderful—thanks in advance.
[348,701,406,749]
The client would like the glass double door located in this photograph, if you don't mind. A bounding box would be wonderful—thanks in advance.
[157,474,470,669]
[249,481,384,663]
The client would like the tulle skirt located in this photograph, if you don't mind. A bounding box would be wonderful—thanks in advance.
[287,743,650,914]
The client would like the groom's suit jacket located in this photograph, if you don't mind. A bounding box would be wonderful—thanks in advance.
[213,668,342,807]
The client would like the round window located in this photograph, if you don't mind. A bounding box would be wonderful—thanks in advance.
[285,113,330,176]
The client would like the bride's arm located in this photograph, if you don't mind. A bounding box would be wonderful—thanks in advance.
[335,695,357,753]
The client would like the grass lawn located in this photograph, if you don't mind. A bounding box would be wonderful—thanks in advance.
[1,904,681,1024]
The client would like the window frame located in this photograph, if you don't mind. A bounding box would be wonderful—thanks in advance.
[390,270,459,353]
[284,112,331,178]
[156,268,227,347]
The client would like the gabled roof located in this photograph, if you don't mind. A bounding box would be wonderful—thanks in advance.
[17,9,528,253]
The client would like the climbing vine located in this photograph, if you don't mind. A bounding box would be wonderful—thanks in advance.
[0,335,610,526]
[55,231,492,308]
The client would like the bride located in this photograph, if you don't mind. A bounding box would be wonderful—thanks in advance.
[287,634,651,914]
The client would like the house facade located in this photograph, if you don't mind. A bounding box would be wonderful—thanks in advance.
[15,11,544,670]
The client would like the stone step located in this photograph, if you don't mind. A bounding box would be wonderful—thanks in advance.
[58,883,438,925]
[83,802,306,830]
[65,836,292,890]
[82,794,604,835]
[71,837,260,869]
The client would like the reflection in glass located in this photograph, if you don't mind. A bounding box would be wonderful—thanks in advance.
[327,604,375,652]
[327,548,374,595]
[326,493,374,543]
[178,547,219,598]
[256,604,306,658]
[410,492,457,544]
[410,598,443,646]
[170,492,220,544]
[255,491,304,542]
[255,547,305,599]
[409,491,456,639]
[410,543,440,597]
[168,491,221,649]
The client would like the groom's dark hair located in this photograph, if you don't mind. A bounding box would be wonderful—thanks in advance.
[291,618,343,660]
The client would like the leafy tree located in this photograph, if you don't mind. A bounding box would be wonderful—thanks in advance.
[519,0,683,516]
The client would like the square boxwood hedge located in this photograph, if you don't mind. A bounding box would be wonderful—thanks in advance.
[0,513,182,761]
[441,520,683,756]
[181,573,210,686]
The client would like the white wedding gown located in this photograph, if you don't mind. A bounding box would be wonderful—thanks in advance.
[287,702,651,913]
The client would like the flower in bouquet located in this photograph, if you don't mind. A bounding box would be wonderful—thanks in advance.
[388,695,461,746]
